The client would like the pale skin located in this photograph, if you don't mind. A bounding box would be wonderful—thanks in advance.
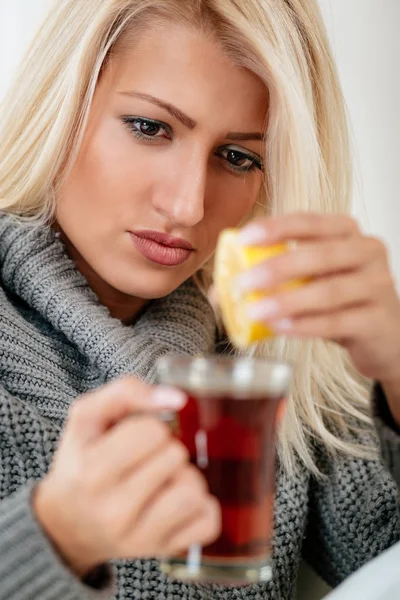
[34,19,400,581]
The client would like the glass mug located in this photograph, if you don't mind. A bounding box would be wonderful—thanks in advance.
[155,355,293,585]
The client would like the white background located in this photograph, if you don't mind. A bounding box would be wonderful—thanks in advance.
[0,3,398,598]
[1,0,399,279]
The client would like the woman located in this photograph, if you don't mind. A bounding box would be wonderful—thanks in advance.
[0,0,399,599]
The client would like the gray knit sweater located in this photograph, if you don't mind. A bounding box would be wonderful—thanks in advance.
[0,214,399,600]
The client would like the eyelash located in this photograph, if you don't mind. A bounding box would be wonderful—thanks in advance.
[121,116,264,174]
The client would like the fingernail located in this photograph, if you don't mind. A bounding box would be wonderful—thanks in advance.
[151,386,187,409]
[238,224,269,245]
[247,299,281,320]
[236,269,272,292]
[273,319,293,332]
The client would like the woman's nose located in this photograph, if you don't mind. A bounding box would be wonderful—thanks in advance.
[152,150,207,229]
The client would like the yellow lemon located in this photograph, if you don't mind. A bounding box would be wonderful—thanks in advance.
[214,228,302,349]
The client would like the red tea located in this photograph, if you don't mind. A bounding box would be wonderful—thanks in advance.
[177,391,284,561]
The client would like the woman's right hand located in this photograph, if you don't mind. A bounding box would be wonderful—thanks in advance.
[33,377,221,577]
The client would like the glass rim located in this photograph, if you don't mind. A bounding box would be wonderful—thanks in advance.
[156,354,293,398]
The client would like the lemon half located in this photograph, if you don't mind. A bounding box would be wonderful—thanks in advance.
[214,229,300,349]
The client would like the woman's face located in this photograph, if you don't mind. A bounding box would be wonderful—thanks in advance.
[57,22,268,312]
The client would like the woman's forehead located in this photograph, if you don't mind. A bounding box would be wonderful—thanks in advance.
[104,23,269,127]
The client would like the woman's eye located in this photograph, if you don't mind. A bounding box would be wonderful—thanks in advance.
[137,120,161,136]
[122,117,171,141]
[227,149,252,168]
[218,146,263,174]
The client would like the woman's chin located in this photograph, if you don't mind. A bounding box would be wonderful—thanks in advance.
[108,273,188,301]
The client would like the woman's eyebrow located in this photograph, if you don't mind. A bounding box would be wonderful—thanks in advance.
[119,91,197,129]
[225,132,264,141]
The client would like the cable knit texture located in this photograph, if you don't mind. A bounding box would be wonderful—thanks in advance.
[0,213,399,600]
[373,383,400,487]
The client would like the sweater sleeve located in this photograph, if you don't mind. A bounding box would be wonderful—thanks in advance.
[372,383,400,487]
[0,384,115,600]
[302,418,400,587]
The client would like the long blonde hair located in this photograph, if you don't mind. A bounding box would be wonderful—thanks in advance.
[0,0,373,475]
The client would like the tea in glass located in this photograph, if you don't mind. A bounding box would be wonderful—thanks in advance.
[156,355,292,585]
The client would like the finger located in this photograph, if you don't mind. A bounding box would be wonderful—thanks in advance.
[239,213,360,246]
[133,465,209,543]
[116,440,190,521]
[164,496,221,555]
[236,237,384,291]
[68,377,186,444]
[269,305,385,341]
[86,416,173,485]
[247,270,386,322]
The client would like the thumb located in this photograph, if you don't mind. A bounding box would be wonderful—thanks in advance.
[68,376,186,444]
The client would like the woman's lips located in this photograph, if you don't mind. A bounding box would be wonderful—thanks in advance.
[129,232,194,266]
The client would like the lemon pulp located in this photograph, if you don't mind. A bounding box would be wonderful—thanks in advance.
[214,229,301,348]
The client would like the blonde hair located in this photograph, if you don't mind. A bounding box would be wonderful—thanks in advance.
[0,0,374,475]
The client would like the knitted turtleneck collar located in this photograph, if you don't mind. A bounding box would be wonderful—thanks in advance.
[0,214,216,383]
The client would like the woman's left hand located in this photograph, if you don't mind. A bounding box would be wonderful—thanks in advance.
[238,213,400,395]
